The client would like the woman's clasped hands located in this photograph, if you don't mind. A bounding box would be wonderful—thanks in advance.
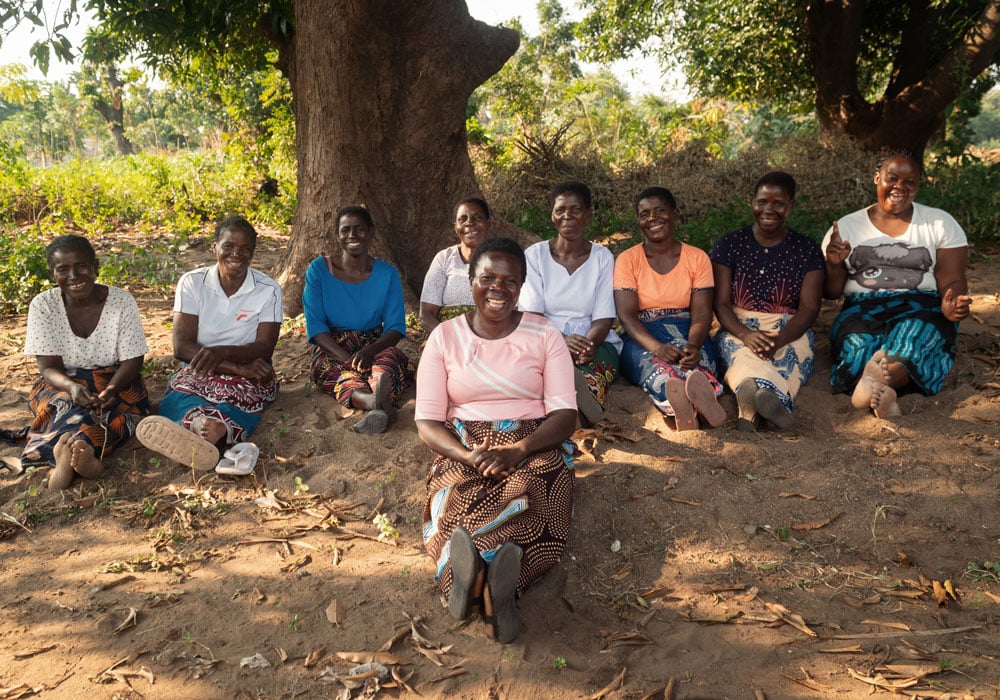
[468,433,524,480]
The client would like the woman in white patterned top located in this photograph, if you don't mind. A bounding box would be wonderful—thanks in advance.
[419,198,492,335]
[11,235,150,489]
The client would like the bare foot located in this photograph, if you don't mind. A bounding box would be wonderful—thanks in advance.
[851,350,892,409]
[190,416,228,445]
[49,433,75,489]
[70,439,102,479]
[871,383,902,418]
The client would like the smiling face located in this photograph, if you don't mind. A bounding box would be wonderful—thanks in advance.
[50,249,99,302]
[874,156,920,217]
[454,202,490,253]
[213,228,256,281]
[636,195,678,244]
[751,184,794,237]
[470,251,523,323]
[551,193,592,243]
[337,213,371,256]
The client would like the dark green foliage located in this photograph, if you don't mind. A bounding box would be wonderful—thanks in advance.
[0,227,49,313]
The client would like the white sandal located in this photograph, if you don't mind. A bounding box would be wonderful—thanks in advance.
[136,416,218,471]
[215,442,260,476]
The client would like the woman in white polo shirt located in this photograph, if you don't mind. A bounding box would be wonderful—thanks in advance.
[137,216,283,473]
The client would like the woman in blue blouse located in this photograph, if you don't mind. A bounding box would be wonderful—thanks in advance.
[303,206,411,433]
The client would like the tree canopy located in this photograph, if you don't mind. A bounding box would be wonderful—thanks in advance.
[578,0,1000,155]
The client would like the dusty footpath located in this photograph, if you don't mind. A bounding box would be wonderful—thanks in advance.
[1,231,999,699]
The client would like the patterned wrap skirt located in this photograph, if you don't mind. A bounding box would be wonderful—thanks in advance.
[310,328,411,407]
[830,290,957,396]
[576,341,620,409]
[619,309,723,416]
[713,308,815,414]
[422,419,575,596]
[20,366,150,468]
[437,305,474,323]
[159,367,278,445]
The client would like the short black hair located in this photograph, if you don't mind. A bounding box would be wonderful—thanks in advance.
[336,205,374,230]
[46,234,97,269]
[876,149,924,177]
[214,215,258,245]
[467,237,526,283]
[550,181,592,210]
[455,197,491,220]
[753,171,796,200]
[634,186,677,212]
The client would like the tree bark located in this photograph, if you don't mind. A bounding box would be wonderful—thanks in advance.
[273,0,519,314]
[807,0,1000,158]
[92,64,135,156]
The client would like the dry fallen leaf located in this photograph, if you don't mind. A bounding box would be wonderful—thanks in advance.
[943,579,958,601]
[932,580,948,607]
[304,647,326,668]
[897,551,913,567]
[326,599,344,625]
[12,645,57,660]
[273,647,288,665]
[861,619,911,631]
[335,651,409,666]
[611,562,633,580]
[764,602,816,637]
[588,666,627,700]
[605,631,653,647]
[113,607,138,635]
[791,513,842,531]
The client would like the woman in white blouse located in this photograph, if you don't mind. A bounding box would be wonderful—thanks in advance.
[12,235,149,489]
[519,182,620,424]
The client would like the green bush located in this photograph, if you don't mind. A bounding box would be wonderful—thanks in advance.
[0,227,50,313]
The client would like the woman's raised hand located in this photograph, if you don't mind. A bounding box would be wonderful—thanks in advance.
[825,221,851,265]
[941,288,972,322]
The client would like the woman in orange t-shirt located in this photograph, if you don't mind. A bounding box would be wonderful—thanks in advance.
[614,187,725,430]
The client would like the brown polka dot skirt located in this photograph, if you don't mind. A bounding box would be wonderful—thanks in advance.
[423,419,574,596]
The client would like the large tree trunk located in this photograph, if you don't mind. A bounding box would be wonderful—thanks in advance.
[807,0,1000,158]
[273,1,518,314]
[92,64,135,156]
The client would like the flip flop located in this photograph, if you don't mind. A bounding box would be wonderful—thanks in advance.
[734,378,759,433]
[574,369,605,427]
[136,416,218,471]
[685,372,726,428]
[664,378,697,431]
[447,526,484,621]
[484,542,521,644]
[351,409,389,434]
[215,442,260,476]
[755,388,793,430]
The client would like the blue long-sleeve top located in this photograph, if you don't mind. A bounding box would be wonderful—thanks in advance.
[302,256,407,342]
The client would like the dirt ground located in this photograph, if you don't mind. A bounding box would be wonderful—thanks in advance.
[1,230,999,700]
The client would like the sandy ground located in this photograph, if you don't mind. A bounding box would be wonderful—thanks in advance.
[1,231,999,700]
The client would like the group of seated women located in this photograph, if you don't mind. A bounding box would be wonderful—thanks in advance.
[6,149,970,644]
[8,207,414,487]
